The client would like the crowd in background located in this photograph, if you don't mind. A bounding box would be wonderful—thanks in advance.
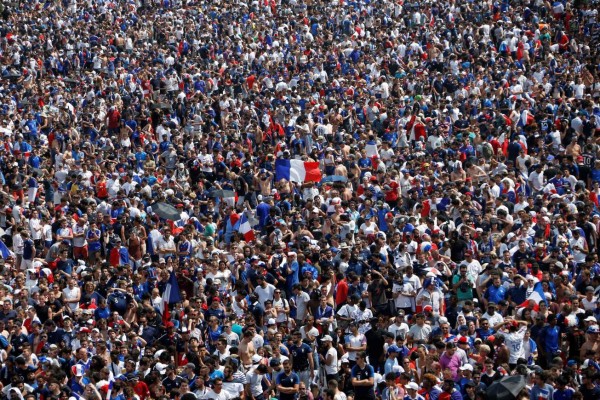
[0,0,600,400]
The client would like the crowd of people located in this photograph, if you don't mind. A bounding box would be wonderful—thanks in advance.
[0,0,600,400]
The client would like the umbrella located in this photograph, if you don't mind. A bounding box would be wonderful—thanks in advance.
[486,375,526,400]
[2,72,21,80]
[209,189,235,198]
[151,102,172,110]
[321,175,348,184]
[63,77,79,85]
[151,202,181,221]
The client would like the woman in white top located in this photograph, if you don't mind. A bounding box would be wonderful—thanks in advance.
[359,215,379,237]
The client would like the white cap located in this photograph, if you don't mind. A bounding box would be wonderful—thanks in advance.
[584,316,597,323]
[321,335,333,342]
[406,382,419,390]
[460,364,474,371]
[252,354,262,364]
[267,318,276,325]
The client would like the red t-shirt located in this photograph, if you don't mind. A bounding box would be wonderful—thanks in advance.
[335,279,349,305]
[107,109,121,129]
[384,181,400,202]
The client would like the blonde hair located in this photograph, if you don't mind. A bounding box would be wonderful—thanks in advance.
[478,344,491,355]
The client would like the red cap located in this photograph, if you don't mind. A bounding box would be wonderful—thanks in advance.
[386,212,394,219]
[424,305,433,312]
[166,321,175,328]
[213,297,220,303]
[458,336,468,344]
[176,204,184,208]
[488,335,496,342]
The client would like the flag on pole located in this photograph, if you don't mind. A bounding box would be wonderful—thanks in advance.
[238,213,256,242]
[159,271,182,325]
[0,239,13,259]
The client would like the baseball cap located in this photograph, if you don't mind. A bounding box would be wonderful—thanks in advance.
[406,382,419,391]
[387,345,400,354]
[321,335,333,342]
[460,364,474,371]
[587,325,600,334]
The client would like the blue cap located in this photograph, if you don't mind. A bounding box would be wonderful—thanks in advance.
[459,325,468,331]
[567,360,577,367]
[387,345,400,354]
[587,326,600,334]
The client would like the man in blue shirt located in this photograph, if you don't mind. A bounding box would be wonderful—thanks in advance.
[276,359,300,400]
[485,276,507,305]
[289,331,314,387]
[530,370,554,400]
[539,314,560,365]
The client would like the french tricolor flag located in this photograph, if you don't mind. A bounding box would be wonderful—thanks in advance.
[105,374,115,400]
[237,213,256,242]
[275,159,322,183]
[518,282,547,311]
[159,271,182,325]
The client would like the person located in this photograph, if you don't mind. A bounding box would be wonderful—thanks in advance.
[381,372,403,400]
[404,381,424,400]
[539,314,561,366]
[408,314,431,345]
[439,342,462,382]
[351,352,376,400]
[384,345,401,375]
[440,378,463,400]
[276,359,300,400]
[530,371,555,400]
[246,364,268,400]
[495,320,529,370]
[289,330,314,387]
[207,378,233,400]
[345,322,367,367]
[320,335,339,382]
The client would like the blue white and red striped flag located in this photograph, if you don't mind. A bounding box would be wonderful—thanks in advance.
[159,271,182,324]
[238,213,256,242]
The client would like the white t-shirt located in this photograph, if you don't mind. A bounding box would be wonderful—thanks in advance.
[499,327,527,364]
[346,333,366,361]
[254,283,276,308]
[206,390,231,400]
[294,291,311,321]
[481,312,504,327]
[388,322,410,340]
[63,286,80,311]
[393,282,416,309]
[324,346,339,375]
[272,297,289,323]
[221,382,244,399]
[245,369,265,397]
[582,297,598,311]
